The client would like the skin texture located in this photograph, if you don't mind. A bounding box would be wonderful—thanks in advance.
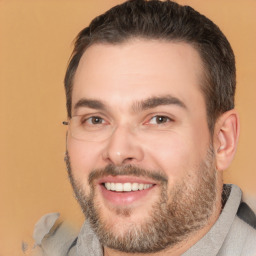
[66,39,239,256]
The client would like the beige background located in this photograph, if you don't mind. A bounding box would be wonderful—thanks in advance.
[0,0,255,255]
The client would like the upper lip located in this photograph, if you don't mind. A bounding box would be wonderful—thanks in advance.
[97,175,157,185]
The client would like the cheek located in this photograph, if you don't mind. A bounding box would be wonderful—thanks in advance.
[67,137,103,186]
[145,136,191,174]
[144,130,208,182]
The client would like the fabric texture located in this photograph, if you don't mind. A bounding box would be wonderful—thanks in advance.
[33,184,256,256]
[182,184,256,256]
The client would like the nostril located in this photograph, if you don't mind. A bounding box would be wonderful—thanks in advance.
[123,157,135,164]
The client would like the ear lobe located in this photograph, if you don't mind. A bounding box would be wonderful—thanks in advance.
[214,109,240,171]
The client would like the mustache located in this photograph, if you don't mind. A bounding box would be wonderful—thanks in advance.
[88,164,168,185]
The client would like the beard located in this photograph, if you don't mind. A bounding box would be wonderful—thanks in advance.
[65,146,218,253]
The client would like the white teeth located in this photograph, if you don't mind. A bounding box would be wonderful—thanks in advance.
[123,183,132,192]
[105,183,111,190]
[104,182,153,192]
[115,183,123,192]
[138,184,144,190]
[132,183,139,191]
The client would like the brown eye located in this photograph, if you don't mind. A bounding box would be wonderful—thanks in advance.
[87,116,104,124]
[156,116,169,124]
[149,116,171,124]
[91,117,103,124]
[79,116,105,126]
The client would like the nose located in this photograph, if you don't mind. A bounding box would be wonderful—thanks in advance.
[102,125,144,166]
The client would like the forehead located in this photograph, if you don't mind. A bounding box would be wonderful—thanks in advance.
[72,39,205,112]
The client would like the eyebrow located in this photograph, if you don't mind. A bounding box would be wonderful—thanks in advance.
[132,95,187,112]
[74,98,107,111]
[73,95,186,114]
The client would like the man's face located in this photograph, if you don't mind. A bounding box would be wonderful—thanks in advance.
[66,40,218,252]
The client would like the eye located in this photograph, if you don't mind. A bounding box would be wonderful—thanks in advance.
[148,115,172,125]
[84,116,106,125]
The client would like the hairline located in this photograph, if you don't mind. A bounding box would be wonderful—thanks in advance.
[68,37,213,132]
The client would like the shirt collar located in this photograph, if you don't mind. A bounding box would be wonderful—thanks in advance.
[75,184,242,256]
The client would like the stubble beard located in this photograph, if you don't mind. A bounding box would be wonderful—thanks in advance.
[65,147,218,253]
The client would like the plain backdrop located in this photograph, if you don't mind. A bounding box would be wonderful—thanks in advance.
[0,0,255,255]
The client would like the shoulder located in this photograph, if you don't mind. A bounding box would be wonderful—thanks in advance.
[218,203,256,256]
[237,201,256,229]
[32,213,78,256]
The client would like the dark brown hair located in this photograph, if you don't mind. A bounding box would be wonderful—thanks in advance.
[64,0,236,133]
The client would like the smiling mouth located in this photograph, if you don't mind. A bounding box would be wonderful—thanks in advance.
[103,182,154,192]
[98,176,157,205]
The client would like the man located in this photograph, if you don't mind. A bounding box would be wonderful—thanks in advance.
[33,0,256,255]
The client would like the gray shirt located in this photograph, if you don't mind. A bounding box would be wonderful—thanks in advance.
[33,184,256,256]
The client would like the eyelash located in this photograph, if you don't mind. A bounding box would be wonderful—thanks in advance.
[147,115,173,124]
[80,115,107,125]
[144,114,175,128]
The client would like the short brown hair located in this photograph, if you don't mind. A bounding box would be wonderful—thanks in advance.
[64,0,236,133]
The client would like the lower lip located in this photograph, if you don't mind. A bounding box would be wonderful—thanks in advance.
[99,184,155,205]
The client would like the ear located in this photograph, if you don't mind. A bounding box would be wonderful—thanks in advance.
[213,109,240,171]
